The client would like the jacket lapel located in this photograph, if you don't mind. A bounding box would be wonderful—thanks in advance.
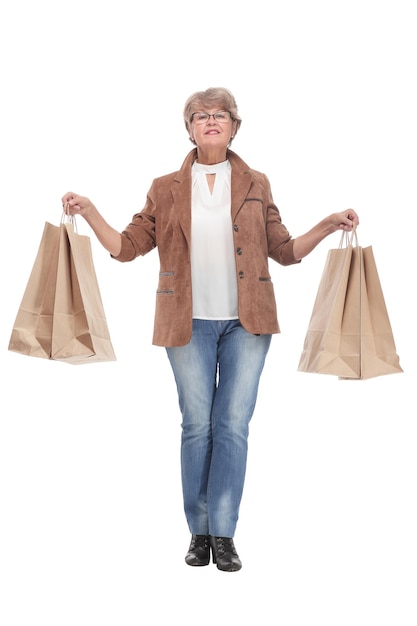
[171,148,253,244]
[228,150,253,221]
[171,149,196,247]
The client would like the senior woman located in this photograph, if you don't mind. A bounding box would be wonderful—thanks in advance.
[62,87,358,572]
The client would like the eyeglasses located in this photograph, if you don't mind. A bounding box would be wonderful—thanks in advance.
[191,111,232,124]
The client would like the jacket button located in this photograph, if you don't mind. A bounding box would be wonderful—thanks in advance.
[239,271,244,278]
[236,247,242,255]
[233,224,239,232]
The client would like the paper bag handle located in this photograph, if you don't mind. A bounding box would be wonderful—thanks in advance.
[61,203,78,232]
[339,226,358,249]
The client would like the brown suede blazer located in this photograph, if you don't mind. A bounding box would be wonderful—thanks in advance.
[114,148,300,347]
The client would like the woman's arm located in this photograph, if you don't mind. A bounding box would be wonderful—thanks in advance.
[292,209,359,261]
[61,192,122,257]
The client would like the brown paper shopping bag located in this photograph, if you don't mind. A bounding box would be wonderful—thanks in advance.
[9,216,116,364]
[297,230,402,379]
[357,245,403,379]
[51,220,116,364]
[8,222,61,358]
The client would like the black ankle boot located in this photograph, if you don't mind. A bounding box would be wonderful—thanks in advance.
[210,536,242,572]
[185,534,211,566]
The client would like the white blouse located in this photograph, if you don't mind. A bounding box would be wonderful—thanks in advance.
[191,159,238,320]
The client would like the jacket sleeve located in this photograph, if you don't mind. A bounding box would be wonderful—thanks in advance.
[112,182,157,262]
[264,175,301,266]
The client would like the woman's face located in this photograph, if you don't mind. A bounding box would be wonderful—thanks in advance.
[189,104,236,152]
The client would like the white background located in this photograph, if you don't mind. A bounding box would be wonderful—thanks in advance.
[1,1,415,624]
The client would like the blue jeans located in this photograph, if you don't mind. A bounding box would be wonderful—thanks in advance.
[166,319,271,538]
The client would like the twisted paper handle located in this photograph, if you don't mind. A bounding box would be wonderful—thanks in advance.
[339,224,358,249]
[61,202,78,232]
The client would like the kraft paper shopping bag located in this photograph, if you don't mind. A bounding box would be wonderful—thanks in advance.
[351,244,403,379]
[9,216,116,364]
[8,222,60,358]
[297,230,402,379]
[51,221,116,364]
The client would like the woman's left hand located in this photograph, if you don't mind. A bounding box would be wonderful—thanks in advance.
[331,209,360,232]
[293,208,359,260]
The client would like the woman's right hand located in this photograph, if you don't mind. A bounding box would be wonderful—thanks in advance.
[62,192,96,218]
[61,191,122,257]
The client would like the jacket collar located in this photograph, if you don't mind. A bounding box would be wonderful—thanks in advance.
[175,148,253,205]
[172,148,254,243]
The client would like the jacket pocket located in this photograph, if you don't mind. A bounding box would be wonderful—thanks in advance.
[157,270,175,295]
